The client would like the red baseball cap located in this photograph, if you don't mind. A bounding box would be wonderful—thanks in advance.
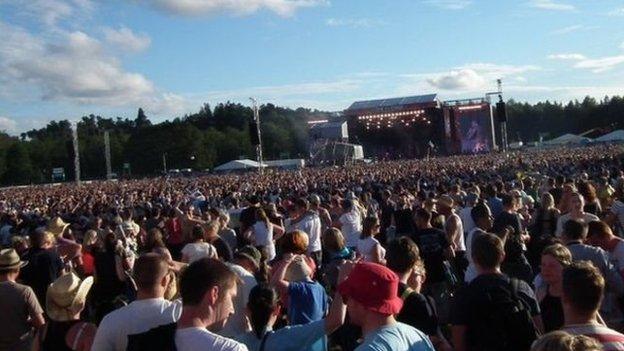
[338,262,403,315]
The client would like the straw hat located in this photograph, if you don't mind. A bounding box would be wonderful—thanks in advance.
[46,273,93,321]
[285,255,312,282]
[0,249,27,271]
[47,217,70,237]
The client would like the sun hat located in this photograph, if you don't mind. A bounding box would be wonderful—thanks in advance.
[234,245,261,270]
[438,195,455,208]
[47,217,70,237]
[0,248,27,271]
[309,194,321,205]
[46,273,94,321]
[284,255,312,282]
[337,261,403,315]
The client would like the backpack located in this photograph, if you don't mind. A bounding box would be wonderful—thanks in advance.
[468,278,539,351]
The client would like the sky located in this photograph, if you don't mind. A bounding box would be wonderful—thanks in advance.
[0,0,623,134]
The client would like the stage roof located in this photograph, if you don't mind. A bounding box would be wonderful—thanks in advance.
[345,94,438,112]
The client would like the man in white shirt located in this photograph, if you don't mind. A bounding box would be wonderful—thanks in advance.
[220,246,260,337]
[288,198,323,267]
[175,258,248,351]
[92,254,182,351]
[339,199,362,249]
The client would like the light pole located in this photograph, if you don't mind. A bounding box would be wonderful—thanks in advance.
[162,152,167,174]
[72,121,81,185]
[250,97,263,174]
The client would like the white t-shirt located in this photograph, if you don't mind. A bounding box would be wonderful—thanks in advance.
[289,213,323,254]
[252,221,275,261]
[458,206,476,235]
[357,236,385,263]
[555,212,600,237]
[340,210,362,248]
[92,298,182,351]
[176,327,248,351]
[181,242,217,263]
[221,263,258,338]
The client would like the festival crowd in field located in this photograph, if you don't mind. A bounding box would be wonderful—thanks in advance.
[2,144,624,351]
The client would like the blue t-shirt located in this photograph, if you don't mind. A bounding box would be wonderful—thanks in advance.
[356,322,435,351]
[235,319,326,351]
[288,280,328,325]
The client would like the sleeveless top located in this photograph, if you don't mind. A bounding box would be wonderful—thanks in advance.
[446,213,465,252]
[540,290,564,333]
[41,320,83,351]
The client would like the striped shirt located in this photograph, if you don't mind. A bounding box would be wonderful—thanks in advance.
[562,323,624,351]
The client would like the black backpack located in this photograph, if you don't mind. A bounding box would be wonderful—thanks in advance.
[468,278,539,351]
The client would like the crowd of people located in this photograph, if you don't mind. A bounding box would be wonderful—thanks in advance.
[2,144,624,350]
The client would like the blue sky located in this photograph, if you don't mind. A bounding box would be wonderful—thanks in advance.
[1,0,623,133]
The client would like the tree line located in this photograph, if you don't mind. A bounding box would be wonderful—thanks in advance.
[0,95,623,186]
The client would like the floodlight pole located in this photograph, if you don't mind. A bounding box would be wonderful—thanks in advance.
[72,121,81,185]
[104,130,112,180]
[250,97,263,174]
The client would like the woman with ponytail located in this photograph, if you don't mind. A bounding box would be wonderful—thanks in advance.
[235,281,347,351]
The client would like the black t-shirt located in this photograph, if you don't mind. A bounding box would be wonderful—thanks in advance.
[212,236,233,262]
[394,208,415,236]
[20,248,64,306]
[450,273,540,350]
[412,228,450,283]
[397,283,439,336]
[492,211,522,236]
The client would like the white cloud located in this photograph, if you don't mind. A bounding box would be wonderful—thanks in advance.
[426,69,486,90]
[0,116,18,133]
[608,7,624,16]
[145,0,328,17]
[422,0,472,10]
[528,0,575,11]
[0,21,181,114]
[574,55,624,73]
[194,79,361,101]
[7,0,94,26]
[550,25,596,35]
[548,53,587,60]
[548,52,624,73]
[413,63,540,92]
[325,18,384,28]
[103,26,151,53]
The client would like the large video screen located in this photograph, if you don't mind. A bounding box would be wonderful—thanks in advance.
[455,105,494,153]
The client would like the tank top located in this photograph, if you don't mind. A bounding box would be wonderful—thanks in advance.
[446,213,465,252]
[41,320,82,351]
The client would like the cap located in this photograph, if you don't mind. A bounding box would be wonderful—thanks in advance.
[338,262,403,315]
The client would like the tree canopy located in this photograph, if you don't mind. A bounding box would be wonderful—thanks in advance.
[0,95,622,186]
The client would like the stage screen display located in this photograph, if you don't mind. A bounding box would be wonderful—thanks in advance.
[455,104,494,153]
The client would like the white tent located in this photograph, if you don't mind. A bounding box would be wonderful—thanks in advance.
[596,130,624,142]
[264,159,305,169]
[544,133,592,145]
[213,159,264,172]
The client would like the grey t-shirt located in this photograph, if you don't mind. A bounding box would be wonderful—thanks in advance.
[0,281,43,351]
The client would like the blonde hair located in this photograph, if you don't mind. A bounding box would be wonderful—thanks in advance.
[323,227,346,253]
[531,331,603,351]
[542,244,573,267]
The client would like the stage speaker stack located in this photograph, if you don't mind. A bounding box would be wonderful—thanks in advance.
[496,101,507,123]
[249,122,260,145]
